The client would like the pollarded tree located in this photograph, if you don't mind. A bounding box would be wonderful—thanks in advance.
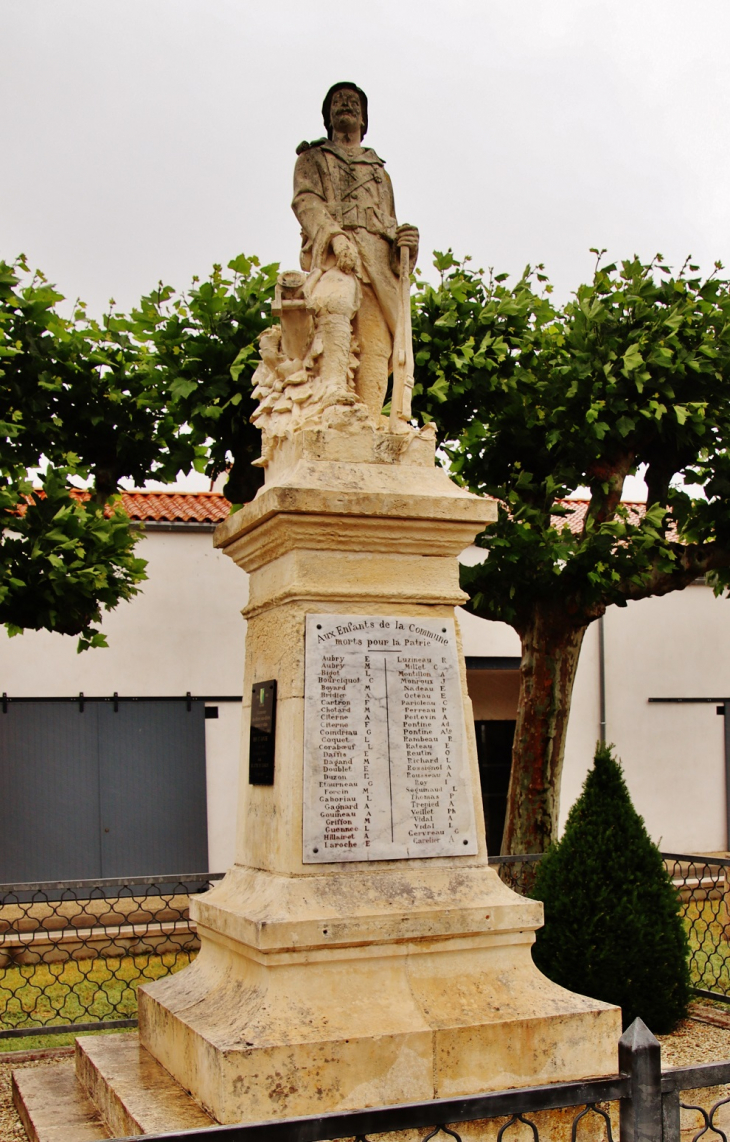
[412,251,730,854]
[0,256,166,648]
[0,253,278,648]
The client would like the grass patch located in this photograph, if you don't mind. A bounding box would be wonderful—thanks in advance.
[0,1026,136,1053]
[0,949,195,1035]
[683,899,730,996]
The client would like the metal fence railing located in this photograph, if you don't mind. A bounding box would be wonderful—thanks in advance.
[489,852,542,896]
[69,1019,730,1142]
[1,853,729,1040]
[662,852,730,1002]
[0,873,223,1038]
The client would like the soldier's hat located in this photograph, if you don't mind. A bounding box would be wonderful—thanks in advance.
[322,82,368,140]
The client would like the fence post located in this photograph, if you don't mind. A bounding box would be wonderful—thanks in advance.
[661,1089,680,1142]
[619,1017,663,1142]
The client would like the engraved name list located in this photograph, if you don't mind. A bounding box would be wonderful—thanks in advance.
[303,614,477,863]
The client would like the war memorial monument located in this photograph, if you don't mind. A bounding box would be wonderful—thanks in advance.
[13,83,620,1138]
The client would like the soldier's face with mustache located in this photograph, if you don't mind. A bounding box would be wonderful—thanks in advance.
[330,89,364,136]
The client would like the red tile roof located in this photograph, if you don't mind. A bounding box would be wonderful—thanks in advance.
[117,491,231,524]
[552,499,648,535]
[120,492,685,555]
[51,490,659,532]
[118,493,655,534]
[119,493,650,530]
[45,489,231,524]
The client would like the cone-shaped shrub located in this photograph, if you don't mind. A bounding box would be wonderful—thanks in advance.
[531,743,691,1033]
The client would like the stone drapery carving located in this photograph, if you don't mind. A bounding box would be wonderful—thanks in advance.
[251,82,426,466]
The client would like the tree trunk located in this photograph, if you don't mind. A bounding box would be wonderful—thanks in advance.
[500,610,587,855]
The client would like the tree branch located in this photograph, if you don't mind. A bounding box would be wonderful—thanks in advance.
[619,541,730,602]
[584,450,635,533]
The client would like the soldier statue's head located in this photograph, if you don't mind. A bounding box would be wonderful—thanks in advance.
[322,82,368,141]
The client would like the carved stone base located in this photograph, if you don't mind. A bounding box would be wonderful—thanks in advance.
[138,865,620,1124]
[259,420,438,484]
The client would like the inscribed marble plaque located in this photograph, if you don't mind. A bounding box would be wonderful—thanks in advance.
[303,614,477,863]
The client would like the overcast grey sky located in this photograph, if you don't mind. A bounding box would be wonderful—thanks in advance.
[4,0,730,317]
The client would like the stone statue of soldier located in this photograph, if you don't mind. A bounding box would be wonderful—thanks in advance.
[292,82,419,421]
[250,82,423,460]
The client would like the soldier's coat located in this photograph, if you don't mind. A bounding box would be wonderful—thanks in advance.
[293,141,402,333]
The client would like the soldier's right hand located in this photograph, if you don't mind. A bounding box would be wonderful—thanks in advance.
[332,234,358,274]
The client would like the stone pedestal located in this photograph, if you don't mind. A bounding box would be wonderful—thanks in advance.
[137,426,621,1125]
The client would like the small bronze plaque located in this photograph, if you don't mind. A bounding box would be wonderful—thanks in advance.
[249,680,277,785]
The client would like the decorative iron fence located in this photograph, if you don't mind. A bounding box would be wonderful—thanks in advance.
[662,853,730,1002]
[1,854,729,1040]
[0,873,223,1038]
[94,1019,730,1142]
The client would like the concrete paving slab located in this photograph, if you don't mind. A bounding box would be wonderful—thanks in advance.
[12,1060,110,1142]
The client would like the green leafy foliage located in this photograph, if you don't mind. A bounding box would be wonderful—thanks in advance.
[6,241,730,692]
[0,256,162,649]
[1,253,278,648]
[0,469,145,651]
[531,744,691,1034]
[0,258,175,495]
[411,251,730,851]
[131,254,278,504]
[412,251,730,633]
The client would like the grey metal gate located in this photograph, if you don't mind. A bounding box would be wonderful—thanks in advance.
[0,699,208,881]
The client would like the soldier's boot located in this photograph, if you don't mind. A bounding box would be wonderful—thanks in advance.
[355,346,390,421]
[352,282,393,420]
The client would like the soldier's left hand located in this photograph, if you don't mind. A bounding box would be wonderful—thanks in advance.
[395,224,419,253]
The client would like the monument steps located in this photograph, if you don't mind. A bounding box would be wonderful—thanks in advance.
[13,1032,213,1140]
[12,1059,110,1142]
[75,1033,213,1137]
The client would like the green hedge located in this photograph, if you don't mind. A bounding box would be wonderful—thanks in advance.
[531,743,691,1034]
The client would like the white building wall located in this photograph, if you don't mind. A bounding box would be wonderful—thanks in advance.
[525,584,729,850]
[456,549,730,852]
[457,606,520,658]
[599,585,729,852]
[3,532,729,865]
[0,528,248,871]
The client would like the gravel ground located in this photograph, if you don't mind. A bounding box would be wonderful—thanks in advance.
[659,1011,730,1068]
[3,1013,730,1141]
